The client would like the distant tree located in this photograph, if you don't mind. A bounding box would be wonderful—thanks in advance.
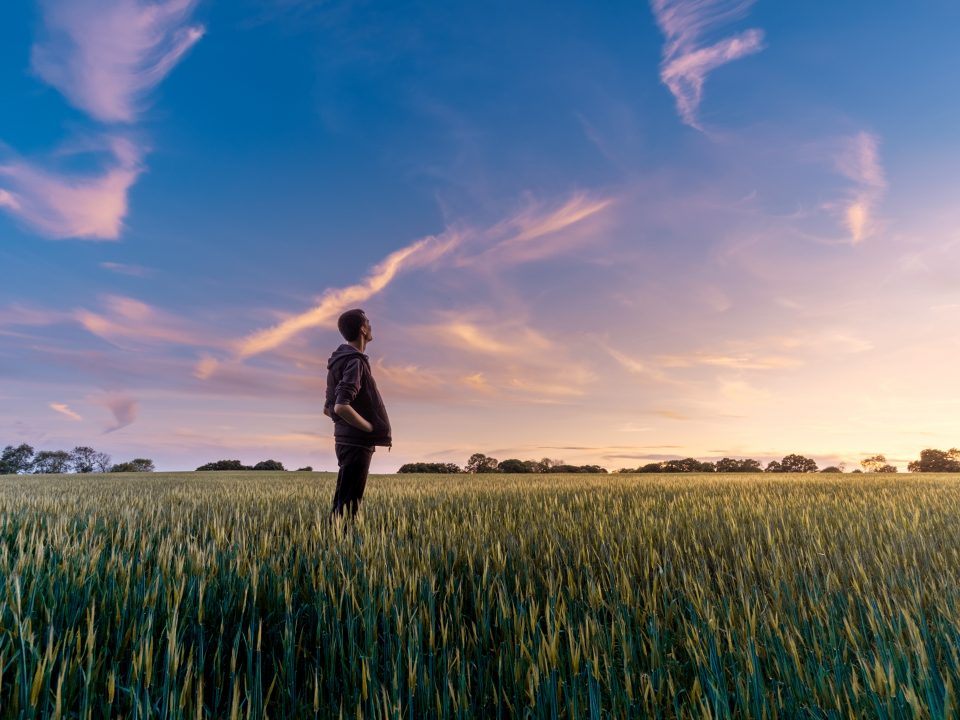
[466,453,500,474]
[253,459,285,471]
[0,444,35,474]
[32,450,71,474]
[661,458,714,473]
[876,464,897,473]
[820,466,843,473]
[851,469,863,474]
[861,454,889,473]
[92,451,112,473]
[779,454,818,473]
[70,446,98,473]
[497,459,530,473]
[296,466,314,472]
[398,462,462,473]
[765,460,784,473]
[196,460,250,471]
[636,463,663,473]
[716,458,764,473]
[112,458,155,473]
[536,458,565,472]
[907,448,960,473]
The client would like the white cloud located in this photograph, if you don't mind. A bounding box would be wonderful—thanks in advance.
[0,137,142,240]
[650,0,765,129]
[32,0,204,123]
[834,132,885,243]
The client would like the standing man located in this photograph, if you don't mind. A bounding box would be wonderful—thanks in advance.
[324,309,392,520]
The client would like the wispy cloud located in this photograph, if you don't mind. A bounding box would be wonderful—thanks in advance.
[465,192,615,265]
[0,137,143,240]
[49,402,83,421]
[96,393,139,433]
[650,0,765,129]
[834,132,885,243]
[100,261,151,277]
[75,294,216,347]
[235,231,462,359]
[32,0,205,123]
[0,0,203,240]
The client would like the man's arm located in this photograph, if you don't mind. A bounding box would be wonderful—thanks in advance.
[333,357,373,432]
[333,403,373,432]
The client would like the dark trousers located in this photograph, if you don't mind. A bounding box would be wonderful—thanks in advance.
[330,443,374,520]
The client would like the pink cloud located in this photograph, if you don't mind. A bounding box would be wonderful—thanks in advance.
[32,0,204,123]
[49,402,83,421]
[100,261,151,277]
[234,230,462,359]
[834,132,885,243]
[651,0,765,129]
[463,192,615,266]
[0,137,142,240]
[95,393,139,433]
[74,294,219,347]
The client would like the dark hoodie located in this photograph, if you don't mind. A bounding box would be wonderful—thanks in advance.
[325,344,392,448]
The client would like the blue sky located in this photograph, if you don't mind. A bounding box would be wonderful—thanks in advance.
[2,0,960,472]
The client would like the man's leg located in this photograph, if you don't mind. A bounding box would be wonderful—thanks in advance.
[330,444,373,520]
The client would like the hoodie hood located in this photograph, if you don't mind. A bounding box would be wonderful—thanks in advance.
[327,344,367,370]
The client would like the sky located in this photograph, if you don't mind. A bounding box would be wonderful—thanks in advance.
[2,0,960,473]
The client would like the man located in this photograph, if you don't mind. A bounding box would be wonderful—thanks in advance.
[324,308,392,520]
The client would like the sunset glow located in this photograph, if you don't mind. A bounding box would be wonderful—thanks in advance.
[3,1,959,472]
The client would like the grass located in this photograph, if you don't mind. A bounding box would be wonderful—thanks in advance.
[1,471,960,718]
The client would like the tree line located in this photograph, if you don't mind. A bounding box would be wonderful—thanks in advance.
[399,454,608,474]
[0,444,154,474]
[194,459,314,472]
[400,449,960,475]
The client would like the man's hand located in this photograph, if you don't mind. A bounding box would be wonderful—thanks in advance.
[334,403,374,432]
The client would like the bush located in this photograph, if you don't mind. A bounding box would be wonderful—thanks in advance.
[253,460,285,471]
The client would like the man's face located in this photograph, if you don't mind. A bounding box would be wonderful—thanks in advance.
[362,317,373,342]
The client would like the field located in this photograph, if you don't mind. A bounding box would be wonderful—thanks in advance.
[2,472,960,718]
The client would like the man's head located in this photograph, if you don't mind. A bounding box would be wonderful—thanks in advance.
[338,309,372,344]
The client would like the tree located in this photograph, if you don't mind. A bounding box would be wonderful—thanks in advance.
[196,460,250,471]
[466,453,500,473]
[0,444,34,474]
[296,466,314,472]
[32,450,71,474]
[661,458,714,473]
[498,459,530,473]
[876,464,897,473]
[92,451,112,473]
[820,466,843,473]
[907,448,960,473]
[765,461,784,473]
[70,446,98,473]
[716,458,764,473]
[253,459,285,471]
[397,462,462,473]
[636,463,663,473]
[779,454,818,473]
[112,458,155,473]
[861,454,889,473]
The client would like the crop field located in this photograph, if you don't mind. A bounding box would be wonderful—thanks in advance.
[2,472,960,719]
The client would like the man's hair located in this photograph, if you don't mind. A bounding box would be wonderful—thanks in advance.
[337,309,367,342]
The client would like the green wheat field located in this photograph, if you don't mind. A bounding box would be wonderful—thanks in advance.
[2,472,960,719]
